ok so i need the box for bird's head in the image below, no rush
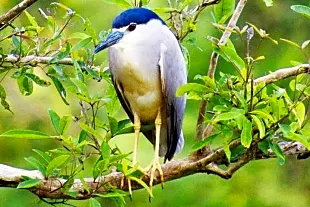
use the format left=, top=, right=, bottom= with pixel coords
left=94, top=8, right=166, bottom=54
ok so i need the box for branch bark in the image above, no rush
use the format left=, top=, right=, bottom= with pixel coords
left=0, top=141, right=307, bottom=200
left=1, top=54, right=100, bottom=71
left=0, top=0, right=38, bottom=29
left=254, top=64, right=309, bottom=85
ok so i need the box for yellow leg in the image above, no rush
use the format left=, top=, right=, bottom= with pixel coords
left=133, top=113, right=140, bottom=166
left=121, top=113, right=140, bottom=199
left=145, top=110, right=164, bottom=197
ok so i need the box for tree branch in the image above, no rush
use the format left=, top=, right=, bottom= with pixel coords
left=195, top=0, right=248, bottom=153
left=254, top=64, right=309, bottom=85
left=0, top=140, right=307, bottom=200
left=0, top=0, right=38, bottom=29
left=1, top=54, right=100, bottom=71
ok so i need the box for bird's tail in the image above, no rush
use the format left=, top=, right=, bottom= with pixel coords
left=175, top=130, right=184, bottom=154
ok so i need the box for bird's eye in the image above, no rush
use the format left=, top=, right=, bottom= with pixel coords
left=127, top=23, right=137, bottom=32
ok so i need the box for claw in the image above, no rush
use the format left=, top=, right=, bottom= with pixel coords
left=145, top=159, right=164, bottom=191
left=121, top=175, right=133, bottom=199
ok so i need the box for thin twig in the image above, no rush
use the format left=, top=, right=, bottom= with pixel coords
left=1, top=54, right=100, bottom=71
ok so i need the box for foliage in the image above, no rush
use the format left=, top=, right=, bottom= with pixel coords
left=0, top=0, right=310, bottom=206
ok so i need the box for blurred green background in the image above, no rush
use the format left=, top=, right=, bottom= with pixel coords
left=1, top=0, right=310, bottom=206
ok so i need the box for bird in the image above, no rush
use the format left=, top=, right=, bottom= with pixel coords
left=94, top=7, right=187, bottom=196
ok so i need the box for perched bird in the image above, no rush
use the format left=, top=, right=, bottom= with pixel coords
left=94, top=8, right=187, bottom=195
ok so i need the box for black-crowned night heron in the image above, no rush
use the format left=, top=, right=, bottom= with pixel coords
left=94, top=8, right=187, bottom=195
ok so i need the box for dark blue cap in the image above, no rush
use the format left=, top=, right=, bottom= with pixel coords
left=112, top=8, right=166, bottom=29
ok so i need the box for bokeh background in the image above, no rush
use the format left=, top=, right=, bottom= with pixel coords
left=1, top=0, right=310, bottom=206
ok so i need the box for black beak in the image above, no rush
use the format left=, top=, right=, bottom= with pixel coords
left=94, top=31, right=124, bottom=54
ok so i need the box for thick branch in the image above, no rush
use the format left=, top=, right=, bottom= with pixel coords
left=0, top=141, right=307, bottom=200
left=254, top=64, right=309, bottom=85
left=0, top=0, right=38, bottom=27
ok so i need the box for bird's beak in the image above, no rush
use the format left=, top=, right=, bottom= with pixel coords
left=94, top=31, right=124, bottom=54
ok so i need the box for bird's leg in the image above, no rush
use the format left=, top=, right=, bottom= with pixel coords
left=133, top=113, right=140, bottom=166
left=145, top=110, right=164, bottom=193
left=121, top=113, right=140, bottom=199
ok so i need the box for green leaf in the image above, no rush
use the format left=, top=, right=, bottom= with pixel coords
left=48, top=43, right=71, bottom=64
left=17, top=178, right=41, bottom=189
left=95, top=191, right=128, bottom=198
left=32, top=149, right=51, bottom=165
left=0, top=130, right=51, bottom=139
left=24, top=10, right=39, bottom=27
left=86, top=67, right=101, bottom=81
left=0, top=84, right=12, bottom=112
left=233, top=90, right=247, bottom=109
left=153, top=8, right=179, bottom=14
left=288, top=133, right=310, bottom=150
left=214, top=45, right=245, bottom=70
left=25, top=156, right=46, bottom=175
left=223, top=143, right=231, bottom=161
left=251, top=115, right=265, bottom=138
left=223, top=129, right=233, bottom=161
left=68, top=32, right=91, bottom=40
left=79, top=177, right=90, bottom=193
left=41, top=34, right=61, bottom=52
left=48, top=109, right=61, bottom=135
left=176, top=83, right=208, bottom=97
left=270, top=142, right=285, bottom=165
left=89, top=198, right=101, bottom=207
left=58, top=116, right=71, bottom=135
left=241, top=118, right=252, bottom=148
left=46, top=155, right=70, bottom=176
left=17, top=76, right=33, bottom=96
left=250, top=110, right=274, bottom=123
left=214, top=0, right=235, bottom=23
left=279, top=124, right=310, bottom=150
left=291, top=5, right=310, bottom=19
left=280, top=38, right=301, bottom=49
left=12, top=35, right=20, bottom=50
left=49, top=75, right=69, bottom=105
left=70, top=78, right=89, bottom=96
left=79, top=130, right=88, bottom=143
left=71, top=37, right=92, bottom=51
left=101, top=141, right=110, bottom=159
left=258, top=139, right=270, bottom=154
left=214, top=110, right=244, bottom=122
left=129, top=176, right=153, bottom=197
left=194, top=75, right=216, bottom=89
left=102, top=0, right=131, bottom=8
left=294, top=102, right=305, bottom=127
left=84, top=18, right=97, bottom=45
left=109, top=153, right=131, bottom=163
left=108, top=116, right=119, bottom=135
left=192, top=133, right=219, bottom=151
left=80, top=123, right=104, bottom=140
left=24, top=73, right=51, bottom=87
left=263, top=0, right=273, bottom=7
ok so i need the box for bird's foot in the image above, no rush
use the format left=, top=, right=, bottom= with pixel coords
left=144, top=158, right=164, bottom=193
left=120, top=165, right=145, bottom=200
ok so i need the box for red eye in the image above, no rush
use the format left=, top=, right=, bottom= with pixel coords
left=128, top=23, right=136, bottom=32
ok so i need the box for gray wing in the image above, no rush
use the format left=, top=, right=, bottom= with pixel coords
left=159, top=43, right=187, bottom=161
